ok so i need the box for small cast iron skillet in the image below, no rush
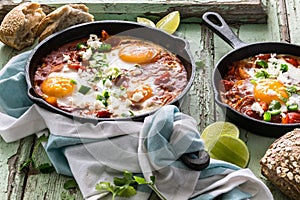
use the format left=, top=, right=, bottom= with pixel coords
left=25, top=20, right=195, bottom=123
left=202, top=12, right=300, bottom=138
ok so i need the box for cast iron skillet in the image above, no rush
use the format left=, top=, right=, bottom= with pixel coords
left=202, top=12, right=300, bottom=138
left=25, top=20, right=195, bottom=123
left=25, top=21, right=210, bottom=170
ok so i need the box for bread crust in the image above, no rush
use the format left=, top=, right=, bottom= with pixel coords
left=37, top=4, right=94, bottom=41
left=260, top=129, right=300, bottom=200
left=0, top=2, right=46, bottom=50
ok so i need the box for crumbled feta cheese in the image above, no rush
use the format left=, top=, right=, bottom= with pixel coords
left=63, top=54, right=70, bottom=62
left=132, top=91, right=144, bottom=102
left=251, top=102, right=264, bottom=116
left=104, top=79, right=112, bottom=88
left=125, top=99, right=132, bottom=107
left=82, top=48, right=92, bottom=61
left=87, top=34, right=101, bottom=49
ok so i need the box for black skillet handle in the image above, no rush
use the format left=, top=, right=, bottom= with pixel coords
left=181, top=150, right=210, bottom=171
left=202, top=12, right=247, bottom=49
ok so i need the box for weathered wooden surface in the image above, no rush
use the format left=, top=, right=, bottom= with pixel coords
left=0, top=0, right=267, bottom=23
left=0, top=0, right=297, bottom=199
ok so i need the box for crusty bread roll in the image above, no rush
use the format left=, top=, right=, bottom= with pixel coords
left=0, top=2, right=46, bottom=50
left=37, top=4, right=94, bottom=42
left=260, top=128, right=300, bottom=200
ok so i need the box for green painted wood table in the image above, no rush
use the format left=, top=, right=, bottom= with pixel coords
left=0, top=0, right=298, bottom=199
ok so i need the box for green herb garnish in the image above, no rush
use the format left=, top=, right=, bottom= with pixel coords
left=287, top=104, right=298, bottom=111
left=254, top=70, right=270, bottom=79
left=269, top=110, right=281, bottom=115
left=78, top=85, right=91, bottom=95
left=76, top=42, right=86, bottom=50
left=19, top=135, right=55, bottom=173
left=286, top=86, right=298, bottom=96
left=263, top=111, right=272, bottom=122
left=64, top=179, right=78, bottom=190
left=256, top=60, right=268, bottom=68
left=95, top=171, right=166, bottom=200
left=280, top=64, right=288, bottom=72
left=96, top=90, right=110, bottom=107
left=70, top=79, right=77, bottom=85
left=269, top=100, right=281, bottom=110
left=99, top=43, right=112, bottom=52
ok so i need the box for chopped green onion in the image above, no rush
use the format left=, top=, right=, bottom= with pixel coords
left=129, top=110, right=134, bottom=116
left=76, top=42, right=86, bottom=50
left=278, top=95, right=288, bottom=103
left=256, top=60, right=268, bottom=68
left=98, top=44, right=112, bottom=52
left=286, top=86, right=298, bottom=95
left=269, top=110, right=281, bottom=115
left=250, top=79, right=257, bottom=85
left=287, top=104, right=298, bottom=111
left=70, top=79, right=77, bottom=85
left=78, top=85, right=91, bottom=94
left=263, top=111, right=272, bottom=122
left=280, top=64, right=288, bottom=72
left=102, top=90, right=110, bottom=99
left=269, top=100, right=281, bottom=110
left=254, top=70, right=270, bottom=79
left=96, top=90, right=110, bottom=107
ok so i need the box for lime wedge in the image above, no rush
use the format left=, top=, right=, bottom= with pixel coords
left=137, top=17, right=156, bottom=27
left=209, top=135, right=250, bottom=168
left=156, top=11, right=180, bottom=34
left=201, top=121, right=240, bottom=151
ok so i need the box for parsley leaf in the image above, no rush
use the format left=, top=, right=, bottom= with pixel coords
left=19, top=135, right=55, bottom=173
left=95, top=171, right=166, bottom=200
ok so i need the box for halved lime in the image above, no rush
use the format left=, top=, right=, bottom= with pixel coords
left=156, top=11, right=180, bottom=34
left=209, top=135, right=250, bottom=168
left=137, top=17, right=156, bottom=27
left=201, top=121, right=240, bottom=151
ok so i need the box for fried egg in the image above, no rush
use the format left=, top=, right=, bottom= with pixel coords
left=119, top=44, right=159, bottom=64
left=41, top=77, right=76, bottom=98
left=253, top=79, right=289, bottom=104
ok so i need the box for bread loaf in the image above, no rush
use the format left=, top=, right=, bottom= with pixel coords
left=37, top=4, right=94, bottom=42
left=260, top=128, right=300, bottom=200
left=0, top=2, right=46, bottom=50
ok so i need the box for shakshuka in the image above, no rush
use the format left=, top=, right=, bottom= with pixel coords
left=220, top=53, right=300, bottom=124
left=33, top=30, right=188, bottom=118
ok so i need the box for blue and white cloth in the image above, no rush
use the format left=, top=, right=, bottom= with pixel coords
left=0, top=51, right=273, bottom=200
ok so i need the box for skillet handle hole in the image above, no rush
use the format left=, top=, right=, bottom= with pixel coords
left=206, top=15, right=222, bottom=27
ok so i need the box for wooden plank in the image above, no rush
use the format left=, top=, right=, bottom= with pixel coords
left=0, top=136, right=35, bottom=200
left=0, top=0, right=267, bottom=24
left=179, top=23, right=217, bottom=131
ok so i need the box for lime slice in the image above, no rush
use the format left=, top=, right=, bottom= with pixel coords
left=136, top=17, right=156, bottom=27
left=209, top=135, right=250, bottom=168
left=156, top=11, right=180, bottom=34
left=201, top=121, right=240, bottom=151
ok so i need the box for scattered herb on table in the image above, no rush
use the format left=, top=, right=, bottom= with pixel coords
left=95, top=170, right=166, bottom=200
left=19, top=134, right=55, bottom=173
left=61, top=179, right=78, bottom=200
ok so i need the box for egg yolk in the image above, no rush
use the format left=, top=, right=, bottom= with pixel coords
left=41, top=77, right=76, bottom=98
left=119, top=44, right=159, bottom=64
left=253, top=79, right=289, bottom=104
